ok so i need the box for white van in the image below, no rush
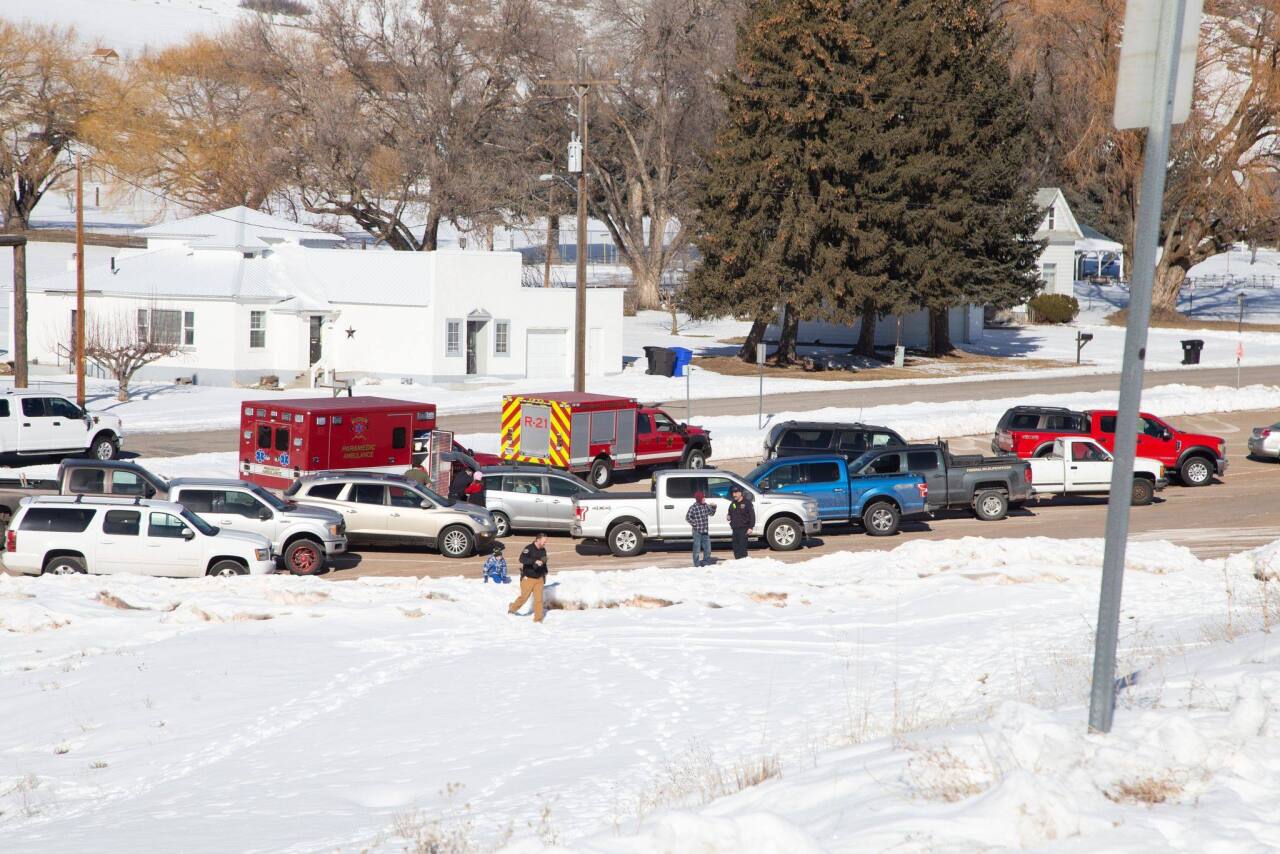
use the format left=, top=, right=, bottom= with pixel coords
left=3, top=496, right=274, bottom=577
left=0, top=391, right=123, bottom=459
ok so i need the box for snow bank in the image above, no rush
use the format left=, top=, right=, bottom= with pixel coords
left=1, top=535, right=1274, bottom=851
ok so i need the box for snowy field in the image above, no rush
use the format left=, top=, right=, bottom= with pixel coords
left=3, top=536, right=1279, bottom=851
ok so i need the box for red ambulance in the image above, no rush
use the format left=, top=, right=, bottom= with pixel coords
left=238, top=396, right=494, bottom=489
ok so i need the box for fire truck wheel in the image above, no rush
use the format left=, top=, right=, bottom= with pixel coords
left=439, top=525, right=475, bottom=558
left=492, top=511, right=512, bottom=538
left=608, top=522, right=645, bottom=557
left=285, top=539, right=324, bottom=575
left=589, top=458, right=614, bottom=488
left=683, top=447, right=707, bottom=469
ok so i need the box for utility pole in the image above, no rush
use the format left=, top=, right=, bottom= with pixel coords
left=75, top=153, right=86, bottom=407
left=0, top=234, right=28, bottom=388
left=541, top=49, right=613, bottom=393
left=544, top=179, right=555, bottom=289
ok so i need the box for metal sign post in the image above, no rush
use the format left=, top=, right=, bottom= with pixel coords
left=1088, top=0, right=1200, bottom=735
left=757, top=345, right=765, bottom=429
left=686, top=364, right=692, bottom=421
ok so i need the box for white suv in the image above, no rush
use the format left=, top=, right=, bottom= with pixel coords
left=3, top=496, right=274, bottom=577
left=0, top=391, right=123, bottom=460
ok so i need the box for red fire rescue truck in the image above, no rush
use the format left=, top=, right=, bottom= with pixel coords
left=499, top=392, right=712, bottom=487
left=238, top=396, right=495, bottom=489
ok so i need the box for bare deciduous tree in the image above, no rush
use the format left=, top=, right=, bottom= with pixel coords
left=59, top=309, right=184, bottom=402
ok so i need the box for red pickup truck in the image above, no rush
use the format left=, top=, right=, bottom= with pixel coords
left=992, top=405, right=1227, bottom=486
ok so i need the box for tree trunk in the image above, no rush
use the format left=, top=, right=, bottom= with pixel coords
left=634, top=264, right=663, bottom=312
left=854, top=300, right=878, bottom=357
left=421, top=212, right=442, bottom=252
left=775, top=304, right=800, bottom=365
left=547, top=214, right=561, bottom=265
left=1152, top=261, right=1188, bottom=315
left=737, top=318, right=768, bottom=363
left=928, top=308, right=953, bottom=356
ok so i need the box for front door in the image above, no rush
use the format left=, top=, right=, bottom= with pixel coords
left=143, top=510, right=204, bottom=577
left=1067, top=440, right=1113, bottom=488
left=309, top=316, right=324, bottom=365
left=18, top=397, right=56, bottom=452
left=466, top=320, right=484, bottom=375
left=346, top=483, right=395, bottom=538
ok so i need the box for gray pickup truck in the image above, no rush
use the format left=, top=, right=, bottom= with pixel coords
left=850, top=443, right=1032, bottom=521
left=0, top=459, right=346, bottom=574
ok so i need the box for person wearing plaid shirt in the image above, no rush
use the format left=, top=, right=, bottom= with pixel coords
left=685, top=490, right=717, bottom=567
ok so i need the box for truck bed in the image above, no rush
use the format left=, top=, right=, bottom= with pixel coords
left=0, top=478, right=60, bottom=492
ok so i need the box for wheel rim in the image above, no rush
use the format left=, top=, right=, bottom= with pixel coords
left=772, top=523, right=796, bottom=547
left=981, top=495, right=1003, bottom=516
left=870, top=509, right=893, bottom=532
left=494, top=514, right=509, bottom=537
left=688, top=452, right=705, bottom=469
left=95, top=442, right=113, bottom=460
left=593, top=466, right=608, bottom=486
left=214, top=565, right=241, bottom=577
left=615, top=530, right=638, bottom=552
left=443, top=529, right=470, bottom=555
left=49, top=562, right=77, bottom=575
left=1187, top=461, right=1210, bottom=483
left=291, top=545, right=318, bottom=572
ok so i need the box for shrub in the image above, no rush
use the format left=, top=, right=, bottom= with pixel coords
left=1028, top=293, right=1080, bottom=324
left=239, top=0, right=310, bottom=15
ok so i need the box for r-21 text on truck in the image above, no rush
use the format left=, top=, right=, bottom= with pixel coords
left=500, top=393, right=712, bottom=487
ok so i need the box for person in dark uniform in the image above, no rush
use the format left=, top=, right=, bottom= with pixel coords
left=448, top=464, right=472, bottom=502
left=727, top=486, right=756, bottom=559
left=508, top=534, right=550, bottom=623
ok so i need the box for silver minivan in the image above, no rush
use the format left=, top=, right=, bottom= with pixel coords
left=481, top=466, right=600, bottom=538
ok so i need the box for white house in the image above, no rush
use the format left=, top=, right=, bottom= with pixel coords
left=1033, top=187, right=1083, bottom=297
left=13, top=207, right=623, bottom=387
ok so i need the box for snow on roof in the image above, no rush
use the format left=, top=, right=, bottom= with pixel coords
left=1033, top=187, right=1060, bottom=208
left=135, top=206, right=345, bottom=250
left=1077, top=224, right=1123, bottom=253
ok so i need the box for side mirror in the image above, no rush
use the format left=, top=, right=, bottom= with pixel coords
left=258, top=508, right=272, bottom=521
left=181, top=528, right=195, bottom=541
left=420, top=500, right=432, bottom=510
left=759, top=479, right=771, bottom=490
left=1161, top=429, right=1172, bottom=441
left=144, top=487, right=156, bottom=499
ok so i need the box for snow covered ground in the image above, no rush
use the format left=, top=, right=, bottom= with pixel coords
left=3, top=536, right=1279, bottom=851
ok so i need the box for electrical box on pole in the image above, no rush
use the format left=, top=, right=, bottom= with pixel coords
left=567, top=134, right=583, bottom=173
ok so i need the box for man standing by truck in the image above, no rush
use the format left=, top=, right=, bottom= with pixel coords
left=508, top=534, right=550, bottom=623
left=727, top=486, right=755, bottom=560
left=685, top=490, right=716, bottom=567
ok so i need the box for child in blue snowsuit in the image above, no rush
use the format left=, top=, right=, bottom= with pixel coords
left=483, top=543, right=511, bottom=583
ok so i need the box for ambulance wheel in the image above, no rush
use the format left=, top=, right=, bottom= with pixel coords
left=589, top=458, right=614, bottom=489
left=284, top=539, right=324, bottom=575
left=439, top=525, right=475, bottom=558
left=492, top=511, right=512, bottom=538
left=608, top=522, right=645, bottom=557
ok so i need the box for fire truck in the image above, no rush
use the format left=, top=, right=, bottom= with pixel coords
left=499, top=392, right=712, bottom=487
left=238, top=396, right=491, bottom=489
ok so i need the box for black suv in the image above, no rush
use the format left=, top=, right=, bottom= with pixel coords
left=763, top=421, right=906, bottom=462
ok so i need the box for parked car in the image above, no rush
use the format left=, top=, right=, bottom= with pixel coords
left=1027, top=437, right=1166, bottom=505
left=1247, top=423, right=1280, bottom=460
left=0, top=459, right=171, bottom=528
left=479, top=465, right=601, bottom=538
left=571, top=469, right=821, bottom=558
left=850, top=444, right=1032, bottom=521
left=992, top=405, right=1227, bottom=486
left=287, top=471, right=496, bottom=557
left=2, top=495, right=274, bottom=577
left=500, top=392, right=712, bottom=487
left=762, top=421, right=905, bottom=463
left=168, top=479, right=346, bottom=575
left=0, top=391, right=123, bottom=461
left=744, top=454, right=928, bottom=536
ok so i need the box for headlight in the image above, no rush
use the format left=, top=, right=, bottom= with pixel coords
left=1158, top=465, right=1165, bottom=476
left=469, top=514, right=491, bottom=526
left=327, top=523, right=342, bottom=536
left=803, top=500, right=818, bottom=515
left=254, top=548, right=270, bottom=561
left=1219, top=442, right=1226, bottom=456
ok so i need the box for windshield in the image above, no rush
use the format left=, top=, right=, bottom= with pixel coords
left=415, top=485, right=452, bottom=507
left=846, top=451, right=876, bottom=472
left=181, top=507, right=218, bottom=536
left=251, top=485, right=292, bottom=511
left=744, top=462, right=773, bottom=484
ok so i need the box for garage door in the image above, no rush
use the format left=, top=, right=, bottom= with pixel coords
left=526, top=329, right=568, bottom=378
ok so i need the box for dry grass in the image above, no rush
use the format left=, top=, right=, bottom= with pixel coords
left=95, top=591, right=178, bottom=612
left=696, top=351, right=1070, bottom=382
left=748, top=591, right=788, bottom=607
left=628, top=745, right=782, bottom=829
left=1106, top=308, right=1280, bottom=332
left=187, top=608, right=274, bottom=623
left=1105, top=774, right=1184, bottom=805
left=903, top=745, right=995, bottom=802
left=550, top=594, right=675, bottom=611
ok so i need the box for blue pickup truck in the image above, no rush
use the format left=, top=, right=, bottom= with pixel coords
left=744, top=454, right=928, bottom=536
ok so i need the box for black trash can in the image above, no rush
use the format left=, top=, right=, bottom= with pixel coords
left=643, top=345, right=663, bottom=375
left=642, top=346, right=677, bottom=376
left=1181, top=339, right=1204, bottom=365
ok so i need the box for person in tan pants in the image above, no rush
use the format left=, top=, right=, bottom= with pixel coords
left=508, top=533, right=549, bottom=622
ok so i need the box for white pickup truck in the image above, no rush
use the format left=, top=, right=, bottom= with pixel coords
left=1028, top=437, right=1166, bottom=505
left=571, top=469, right=822, bottom=557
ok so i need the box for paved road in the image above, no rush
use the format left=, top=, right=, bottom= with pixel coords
left=319, top=408, right=1279, bottom=580
left=126, top=362, right=1280, bottom=458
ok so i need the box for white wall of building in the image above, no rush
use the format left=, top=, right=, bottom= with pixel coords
left=1037, top=243, right=1077, bottom=296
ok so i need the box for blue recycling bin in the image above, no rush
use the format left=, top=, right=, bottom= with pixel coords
left=671, top=346, right=693, bottom=377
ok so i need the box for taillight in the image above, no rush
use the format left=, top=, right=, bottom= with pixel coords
left=1260, top=429, right=1272, bottom=438
left=1024, top=464, right=1033, bottom=484
left=575, top=505, right=587, bottom=520
left=5, top=530, right=15, bottom=552
left=916, top=483, right=928, bottom=499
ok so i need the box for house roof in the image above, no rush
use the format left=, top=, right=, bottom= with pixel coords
left=1034, top=187, right=1084, bottom=241
left=134, top=206, right=345, bottom=250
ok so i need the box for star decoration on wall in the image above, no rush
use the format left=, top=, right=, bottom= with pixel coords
left=345, top=327, right=357, bottom=338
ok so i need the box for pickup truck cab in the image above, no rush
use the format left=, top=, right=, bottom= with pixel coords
left=992, top=405, right=1227, bottom=486
left=744, top=454, right=927, bottom=536
left=168, top=479, right=347, bottom=575
left=572, top=469, right=821, bottom=558
left=0, top=391, right=123, bottom=461
left=3, top=496, right=274, bottom=577
left=850, top=444, right=1032, bottom=521
left=0, top=459, right=170, bottom=525
left=1027, top=437, right=1166, bottom=505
